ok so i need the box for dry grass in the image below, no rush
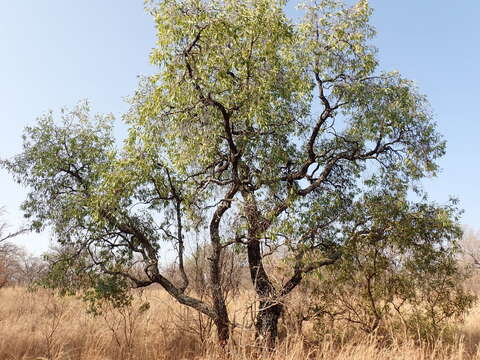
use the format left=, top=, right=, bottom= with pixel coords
left=0, top=286, right=480, bottom=360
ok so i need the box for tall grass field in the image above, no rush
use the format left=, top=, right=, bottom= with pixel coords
left=1, top=285, right=480, bottom=360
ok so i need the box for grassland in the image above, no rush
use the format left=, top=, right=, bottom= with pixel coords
left=1, top=285, right=480, bottom=360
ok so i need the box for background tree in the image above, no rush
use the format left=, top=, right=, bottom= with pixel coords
left=0, top=207, right=32, bottom=288
left=0, top=242, right=23, bottom=288
left=1, top=0, right=465, bottom=347
left=461, top=227, right=480, bottom=269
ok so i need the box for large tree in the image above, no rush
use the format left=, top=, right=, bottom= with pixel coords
left=2, top=0, right=463, bottom=346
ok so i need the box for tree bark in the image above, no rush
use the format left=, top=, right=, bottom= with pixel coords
left=208, top=185, right=239, bottom=344
left=243, top=192, right=282, bottom=346
left=256, top=300, right=283, bottom=348
left=246, top=236, right=282, bottom=345
left=209, top=237, right=230, bottom=344
left=214, top=316, right=230, bottom=345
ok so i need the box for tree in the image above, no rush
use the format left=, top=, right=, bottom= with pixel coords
left=310, top=190, right=474, bottom=337
left=461, top=227, right=480, bottom=269
left=0, top=208, right=29, bottom=288
left=0, top=242, right=23, bottom=288
left=2, top=0, right=460, bottom=346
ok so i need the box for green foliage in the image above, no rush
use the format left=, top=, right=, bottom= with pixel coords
left=1, top=102, right=148, bottom=308
left=2, top=101, right=116, bottom=236
left=309, top=188, right=475, bottom=337
left=83, top=276, right=134, bottom=316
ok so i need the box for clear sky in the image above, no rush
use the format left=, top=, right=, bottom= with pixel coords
left=0, top=1, right=478, bottom=255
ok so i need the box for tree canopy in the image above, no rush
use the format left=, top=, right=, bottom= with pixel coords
left=1, top=0, right=470, bottom=346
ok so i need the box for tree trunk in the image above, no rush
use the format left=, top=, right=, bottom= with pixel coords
left=247, top=237, right=282, bottom=346
left=242, top=191, right=285, bottom=346
left=214, top=315, right=230, bottom=345
left=209, top=244, right=230, bottom=345
left=209, top=193, right=235, bottom=345
left=256, top=300, right=283, bottom=348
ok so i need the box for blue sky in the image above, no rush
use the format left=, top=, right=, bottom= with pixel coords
left=0, top=1, right=478, bottom=254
